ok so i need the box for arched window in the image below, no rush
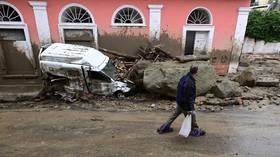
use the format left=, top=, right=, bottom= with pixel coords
left=0, top=4, right=21, bottom=22
left=58, top=4, right=98, bottom=48
left=61, top=6, right=92, bottom=23
left=112, top=5, right=145, bottom=26
left=187, top=8, right=211, bottom=24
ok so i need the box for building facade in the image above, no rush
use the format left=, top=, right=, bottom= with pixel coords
left=0, top=0, right=250, bottom=80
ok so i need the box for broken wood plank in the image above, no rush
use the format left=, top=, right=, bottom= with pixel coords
left=154, top=46, right=175, bottom=59
left=99, top=47, right=139, bottom=59
left=175, top=55, right=210, bottom=63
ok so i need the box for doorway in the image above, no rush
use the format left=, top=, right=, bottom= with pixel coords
left=185, top=31, right=195, bottom=55
left=0, top=29, right=34, bottom=75
left=184, top=31, right=209, bottom=55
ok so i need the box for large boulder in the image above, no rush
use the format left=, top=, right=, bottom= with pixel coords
left=256, top=76, right=279, bottom=87
left=211, top=78, right=242, bottom=98
left=143, top=61, right=217, bottom=97
left=233, top=67, right=256, bottom=87
left=128, top=60, right=152, bottom=88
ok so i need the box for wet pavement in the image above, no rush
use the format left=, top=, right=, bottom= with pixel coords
left=0, top=105, right=279, bottom=157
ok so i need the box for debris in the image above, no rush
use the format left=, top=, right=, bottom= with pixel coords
left=239, top=55, right=252, bottom=67
left=205, top=93, right=214, bottom=98
left=211, top=78, right=242, bottom=98
left=197, top=105, right=223, bottom=112
left=138, top=45, right=175, bottom=62
left=242, top=86, right=251, bottom=92
left=127, top=60, right=152, bottom=88
left=90, top=117, right=104, bottom=121
left=273, top=101, right=280, bottom=106
left=39, top=43, right=135, bottom=98
left=175, top=55, right=210, bottom=63
left=233, top=67, right=256, bottom=87
left=256, top=76, right=279, bottom=87
left=99, top=47, right=139, bottom=60
left=242, top=100, right=251, bottom=106
left=205, top=98, right=241, bottom=106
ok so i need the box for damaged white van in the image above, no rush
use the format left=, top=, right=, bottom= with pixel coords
left=39, top=43, right=135, bottom=96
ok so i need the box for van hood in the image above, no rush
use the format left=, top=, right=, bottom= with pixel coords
left=40, top=43, right=109, bottom=71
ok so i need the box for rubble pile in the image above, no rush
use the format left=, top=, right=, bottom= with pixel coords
left=12, top=46, right=279, bottom=112
left=137, top=45, right=176, bottom=61
left=99, top=45, right=176, bottom=80
left=211, top=78, right=242, bottom=98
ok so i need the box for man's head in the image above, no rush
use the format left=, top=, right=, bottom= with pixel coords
left=190, top=64, right=198, bottom=75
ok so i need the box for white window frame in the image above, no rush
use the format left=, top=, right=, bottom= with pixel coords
left=111, top=5, right=146, bottom=27
left=0, top=1, right=35, bottom=70
left=58, top=3, right=98, bottom=48
left=182, top=7, right=215, bottom=55
left=186, top=7, right=213, bottom=25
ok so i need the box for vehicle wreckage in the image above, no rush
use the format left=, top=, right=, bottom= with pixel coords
left=39, top=43, right=135, bottom=98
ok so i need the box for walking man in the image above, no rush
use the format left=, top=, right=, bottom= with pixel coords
left=157, top=64, right=206, bottom=136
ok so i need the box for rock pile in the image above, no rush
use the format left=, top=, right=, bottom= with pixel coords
left=143, top=61, right=217, bottom=97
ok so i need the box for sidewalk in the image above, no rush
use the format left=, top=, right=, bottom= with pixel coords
left=0, top=79, right=42, bottom=102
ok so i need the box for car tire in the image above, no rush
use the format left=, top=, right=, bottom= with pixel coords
left=114, top=91, right=125, bottom=98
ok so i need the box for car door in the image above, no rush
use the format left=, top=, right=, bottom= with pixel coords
left=88, top=71, right=113, bottom=95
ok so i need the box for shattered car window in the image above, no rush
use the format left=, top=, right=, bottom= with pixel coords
left=88, top=71, right=111, bottom=83
left=102, top=60, right=117, bottom=80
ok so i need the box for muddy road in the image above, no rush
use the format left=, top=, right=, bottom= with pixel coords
left=0, top=105, right=279, bottom=157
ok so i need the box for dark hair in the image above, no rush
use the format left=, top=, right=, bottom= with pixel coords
left=190, top=65, right=198, bottom=74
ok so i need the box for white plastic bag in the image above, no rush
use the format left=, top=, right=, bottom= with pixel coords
left=179, top=114, right=192, bottom=137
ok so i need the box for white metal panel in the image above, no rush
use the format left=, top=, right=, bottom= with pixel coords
left=194, top=31, right=208, bottom=53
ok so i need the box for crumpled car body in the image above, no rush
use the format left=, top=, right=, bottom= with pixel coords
left=39, top=43, right=134, bottom=96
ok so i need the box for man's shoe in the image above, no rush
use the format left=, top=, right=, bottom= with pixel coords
left=157, top=127, right=174, bottom=134
left=190, top=128, right=206, bottom=137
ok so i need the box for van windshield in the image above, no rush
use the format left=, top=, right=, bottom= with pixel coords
left=102, top=59, right=117, bottom=80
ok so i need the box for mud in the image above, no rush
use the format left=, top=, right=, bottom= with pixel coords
left=210, top=49, right=232, bottom=75
left=99, top=30, right=183, bottom=57
left=157, top=32, right=182, bottom=56
left=0, top=41, right=34, bottom=75
left=31, top=43, right=40, bottom=75
left=99, top=32, right=149, bottom=56
left=0, top=105, right=279, bottom=157
left=64, top=29, right=96, bottom=48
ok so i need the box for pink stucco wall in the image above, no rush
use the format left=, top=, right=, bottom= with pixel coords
left=5, top=0, right=250, bottom=51
left=160, top=0, right=250, bottom=50
left=46, top=0, right=151, bottom=42
left=6, top=0, right=40, bottom=45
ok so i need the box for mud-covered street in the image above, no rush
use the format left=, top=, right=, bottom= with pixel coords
left=0, top=53, right=280, bottom=157
left=0, top=103, right=279, bottom=157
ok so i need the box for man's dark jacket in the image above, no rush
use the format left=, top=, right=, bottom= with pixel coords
left=176, top=72, right=196, bottom=111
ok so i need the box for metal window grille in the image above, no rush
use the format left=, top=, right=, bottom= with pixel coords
left=187, top=9, right=210, bottom=24
left=114, top=7, right=143, bottom=24
left=61, top=6, right=92, bottom=23
left=0, top=4, right=21, bottom=22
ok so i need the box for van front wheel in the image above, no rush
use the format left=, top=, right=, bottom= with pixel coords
left=114, top=91, right=125, bottom=98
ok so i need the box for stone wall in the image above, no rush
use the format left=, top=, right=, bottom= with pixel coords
left=242, top=37, right=280, bottom=54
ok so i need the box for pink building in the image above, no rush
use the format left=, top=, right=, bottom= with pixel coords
left=0, top=0, right=251, bottom=81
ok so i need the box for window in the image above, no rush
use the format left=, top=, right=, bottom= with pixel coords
left=112, top=5, right=145, bottom=26
left=88, top=71, right=111, bottom=83
left=0, top=4, right=21, bottom=22
left=59, top=4, right=98, bottom=48
left=61, top=6, right=92, bottom=23
left=187, top=8, right=211, bottom=24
